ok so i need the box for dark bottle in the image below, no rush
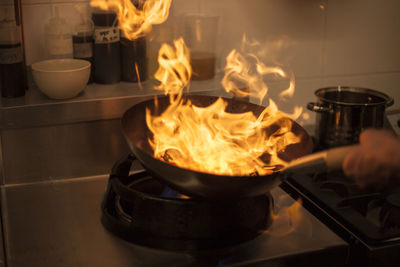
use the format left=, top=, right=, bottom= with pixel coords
left=0, top=5, right=26, bottom=98
left=92, top=12, right=120, bottom=84
left=120, top=33, right=147, bottom=83
left=73, top=21, right=94, bottom=83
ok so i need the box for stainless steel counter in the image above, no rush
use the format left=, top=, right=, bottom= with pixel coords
left=0, top=79, right=229, bottom=185
left=0, top=78, right=225, bottom=129
left=1, top=174, right=348, bottom=267
left=0, top=215, right=5, bottom=267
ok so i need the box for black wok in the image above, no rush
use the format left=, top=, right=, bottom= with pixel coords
left=122, top=95, right=351, bottom=198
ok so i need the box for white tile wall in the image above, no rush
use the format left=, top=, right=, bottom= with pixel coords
left=324, top=0, right=400, bottom=76
left=22, top=0, right=90, bottom=65
left=21, top=0, right=400, bottom=110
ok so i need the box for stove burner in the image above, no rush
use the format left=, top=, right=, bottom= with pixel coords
left=101, top=155, right=273, bottom=251
left=285, top=172, right=400, bottom=244
left=283, top=169, right=400, bottom=267
left=380, top=193, right=400, bottom=229
left=160, top=186, right=189, bottom=199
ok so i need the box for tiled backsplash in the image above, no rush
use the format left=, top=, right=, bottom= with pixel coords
left=20, top=0, right=400, bottom=112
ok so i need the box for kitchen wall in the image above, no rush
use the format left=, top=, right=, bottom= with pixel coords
left=21, top=0, right=400, bottom=115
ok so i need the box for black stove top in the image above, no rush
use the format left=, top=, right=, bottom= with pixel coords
left=283, top=171, right=400, bottom=266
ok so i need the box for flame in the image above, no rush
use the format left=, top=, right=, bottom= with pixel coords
left=153, top=38, right=192, bottom=96
left=90, top=0, right=172, bottom=40
left=265, top=195, right=312, bottom=237
left=146, top=38, right=303, bottom=176
left=222, top=47, right=298, bottom=106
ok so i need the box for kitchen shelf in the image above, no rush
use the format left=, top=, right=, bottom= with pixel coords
left=0, top=76, right=226, bottom=129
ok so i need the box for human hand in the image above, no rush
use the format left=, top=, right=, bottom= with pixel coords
left=342, top=129, right=400, bottom=190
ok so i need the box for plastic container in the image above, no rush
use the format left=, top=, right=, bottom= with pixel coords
left=179, top=14, right=219, bottom=81
left=92, top=11, right=120, bottom=84
left=44, top=7, right=73, bottom=59
left=146, top=25, right=172, bottom=80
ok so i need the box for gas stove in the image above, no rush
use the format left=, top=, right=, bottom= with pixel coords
left=1, top=154, right=347, bottom=267
left=99, top=153, right=400, bottom=266
left=101, top=155, right=274, bottom=250
left=98, top=154, right=349, bottom=266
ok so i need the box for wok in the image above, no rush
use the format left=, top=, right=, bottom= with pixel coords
left=122, top=95, right=352, bottom=198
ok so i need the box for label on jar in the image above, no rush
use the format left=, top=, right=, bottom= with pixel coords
left=47, top=37, right=73, bottom=56
left=73, top=42, right=93, bottom=58
left=0, top=44, right=23, bottom=64
left=94, top=27, right=120, bottom=44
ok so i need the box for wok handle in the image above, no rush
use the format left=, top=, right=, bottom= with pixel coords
left=282, top=145, right=356, bottom=175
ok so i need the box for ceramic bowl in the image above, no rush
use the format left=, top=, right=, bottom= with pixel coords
left=32, top=59, right=90, bottom=99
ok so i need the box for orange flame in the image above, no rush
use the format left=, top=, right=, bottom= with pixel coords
left=265, top=195, right=312, bottom=237
left=153, top=38, right=192, bottom=97
left=90, top=0, right=172, bottom=40
left=221, top=49, right=294, bottom=104
left=146, top=38, right=303, bottom=176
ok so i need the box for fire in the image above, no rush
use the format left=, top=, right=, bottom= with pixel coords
left=90, top=0, right=303, bottom=176
left=90, top=0, right=172, bottom=40
left=153, top=38, right=192, bottom=96
left=222, top=49, right=295, bottom=103
left=146, top=38, right=303, bottom=176
left=266, top=195, right=312, bottom=237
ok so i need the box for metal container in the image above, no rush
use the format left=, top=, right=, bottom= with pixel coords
left=307, top=86, right=394, bottom=149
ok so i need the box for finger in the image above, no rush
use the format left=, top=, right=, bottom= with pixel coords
left=342, top=146, right=362, bottom=177
left=359, top=129, right=396, bottom=146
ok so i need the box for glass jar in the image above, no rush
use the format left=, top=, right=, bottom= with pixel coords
left=0, top=4, right=26, bottom=98
left=44, top=7, right=73, bottom=59
left=92, top=11, right=121, bottom=84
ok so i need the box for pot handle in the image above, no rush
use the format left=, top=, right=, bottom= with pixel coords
left=307, top=102, right=331, bottom=113
left=386, top=96, right=394, bottom=107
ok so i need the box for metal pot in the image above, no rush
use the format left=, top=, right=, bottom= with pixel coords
left=307, top=86, right=394, bottom=149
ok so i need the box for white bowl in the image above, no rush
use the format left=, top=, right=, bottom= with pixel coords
left=32, top=59, right=91, bottom=99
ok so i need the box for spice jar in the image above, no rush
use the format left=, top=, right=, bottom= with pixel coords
left=73, top=12, right=94, bottom=83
